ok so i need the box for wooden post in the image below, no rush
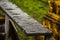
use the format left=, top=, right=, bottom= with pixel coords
left=5, top=15, right=9, bottom=40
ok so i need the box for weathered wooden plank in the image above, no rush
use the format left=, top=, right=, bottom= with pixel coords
left=0, top=2, right=52, bottom=35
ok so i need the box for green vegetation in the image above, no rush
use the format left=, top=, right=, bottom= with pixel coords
left=10, top=0, right=49, bottom=23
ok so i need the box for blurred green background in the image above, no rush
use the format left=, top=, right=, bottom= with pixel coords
left=0, top=0, right=49, bottom=23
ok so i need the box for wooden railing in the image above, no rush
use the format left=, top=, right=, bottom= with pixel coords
left=0, top=2, right=52, bottom=40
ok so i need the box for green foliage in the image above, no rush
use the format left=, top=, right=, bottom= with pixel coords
left=10, top=0, right=48, bottom=23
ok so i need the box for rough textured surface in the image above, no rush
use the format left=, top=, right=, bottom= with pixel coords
left=0, top=2, right=52, bottom=35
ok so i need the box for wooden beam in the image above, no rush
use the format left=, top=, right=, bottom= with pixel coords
left=0, top=2, right=52, bottom=40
